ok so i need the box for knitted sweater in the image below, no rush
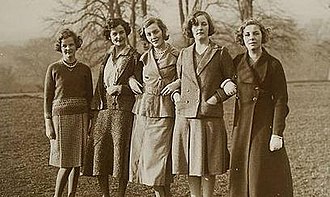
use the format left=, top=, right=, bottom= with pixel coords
left=44, top=60, right=93, bottom=119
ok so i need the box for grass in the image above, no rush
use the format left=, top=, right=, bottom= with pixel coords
left=0, top=81, right=329, bottom=196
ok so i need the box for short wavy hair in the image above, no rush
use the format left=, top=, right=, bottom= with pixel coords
left=103, top=18, right=131, bottom=40
left=139, top=17, right=169, bottom=42
left=55, top=29, right=83, bottom=52
left=183, top=10, right=215, bottom=38
left=235, top=19, right=270, bottom=46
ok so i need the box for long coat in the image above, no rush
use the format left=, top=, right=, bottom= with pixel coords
left=229, top=49, right=293, bottom=197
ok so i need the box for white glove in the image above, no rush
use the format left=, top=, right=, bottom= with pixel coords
left=269, top=134, right=283, bottom=151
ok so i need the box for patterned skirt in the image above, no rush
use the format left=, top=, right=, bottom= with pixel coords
left=49, top=113, right=89, bottom=168
left=82, top=108, right=133, bottom=179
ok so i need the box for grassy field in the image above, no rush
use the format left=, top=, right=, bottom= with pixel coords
left=0, top=81, right=329, bottom=197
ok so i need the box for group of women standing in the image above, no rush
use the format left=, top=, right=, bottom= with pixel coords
left=44, top=9, right=293, bottom=197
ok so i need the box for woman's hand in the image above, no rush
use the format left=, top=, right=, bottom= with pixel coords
left=161, top=82, right=178, bottom=96
left=224, top=81, right=237, bottom=96
left=172, top=92, right=181, bottom=103
left=269, top=134, right=283, bottom=151
left=106, top=85, right=122, bottom=96
left=206, top=95, right=218, bottom=105
left=128, top=77, right=143, bottom=94
left=45, top=119, right=56, bottom=140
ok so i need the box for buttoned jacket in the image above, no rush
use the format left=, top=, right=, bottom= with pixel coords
left=175, top=41, right=233, bottom=118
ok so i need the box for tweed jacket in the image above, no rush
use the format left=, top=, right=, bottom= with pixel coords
left=132, top=43, right=179, bottom=117
left=92, top=45, right=142, bottom=111
left=175, top=41, right=233, bottom=118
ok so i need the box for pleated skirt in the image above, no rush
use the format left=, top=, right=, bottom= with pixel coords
left=172, top=115, right=230, bottom=176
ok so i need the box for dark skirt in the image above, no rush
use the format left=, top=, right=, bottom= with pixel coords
left=82, top=107, right=133, bottom=179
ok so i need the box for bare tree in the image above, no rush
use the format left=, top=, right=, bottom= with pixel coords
left=237, top=0, right=253, bottom=21
left=46, top=0, right=148, bottom=67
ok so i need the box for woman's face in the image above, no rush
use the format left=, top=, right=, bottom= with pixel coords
left=110, top=25, right=127, bottom=47
left=61, top=36, right=77, bottom=60
left=144, top=23, right=165, bottom=49
left=243, top=24, right=262, bottom=51
left=191, top=15, right=209, bottom=40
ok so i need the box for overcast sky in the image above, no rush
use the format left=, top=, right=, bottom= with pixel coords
left=0, top=0, right=329, bottom=43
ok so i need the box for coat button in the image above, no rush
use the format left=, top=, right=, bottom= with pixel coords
left=252, top=97, right=257, bottom=101
left=255, top=86, right=259, bottom=90
left=235, top=168, right=239, bottom=171
left=186, top=89, right=190, bottom=92
left=185, top=100, right=189, bottom=103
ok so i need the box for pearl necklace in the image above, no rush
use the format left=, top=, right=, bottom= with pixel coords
left=62, top=59, right=78, bottom=71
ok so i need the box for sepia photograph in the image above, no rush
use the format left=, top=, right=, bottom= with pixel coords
left=0, top=0, right=329, bottom=196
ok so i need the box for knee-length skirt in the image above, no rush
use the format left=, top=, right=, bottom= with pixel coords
left=129, top=115, right=174, bottom=186
left=172, top=115, right=230, bottom=176
left=49, top=113, right=89, bottom=168
left=83, top=108, right=133, bottom=179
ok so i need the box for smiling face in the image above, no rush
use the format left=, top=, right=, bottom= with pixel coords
left=243, top=24, right=263, bottom=51
left=144, top=23, right=165, bottom=49
left=109, top=25, right=127, bottom=48
left=61, top=36, right=77, bottom=62
left=191, top=15, right=209, bottom=40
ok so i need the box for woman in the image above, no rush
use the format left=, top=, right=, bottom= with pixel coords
left=44, top=29, right=93, bottom=197
left=128, top=17, right=179, bottom=197
left=171, top=10, right=236, bottom=197
left=229, top=19, right=293, bottom=197
left=87, top=18, right=142, bottom=197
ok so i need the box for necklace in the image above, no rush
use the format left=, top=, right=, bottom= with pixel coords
left=62, top=59, right=77, bottom=71
left=154, top=46, right=167, bottom=59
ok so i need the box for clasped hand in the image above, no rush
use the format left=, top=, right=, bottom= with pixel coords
left=223, top=80, right=237, bottom=96
left=106, top=85, right=122, bottom=96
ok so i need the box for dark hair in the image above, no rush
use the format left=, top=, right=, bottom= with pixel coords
left=183, top=10, right=215, bottom=38
left=139, top=17, right=169, bottom=42
left=55, top=29, right=83, bottom=52
left=103, top=18, right=131, bottom=40
left=235, top=19, right=270, bottom=46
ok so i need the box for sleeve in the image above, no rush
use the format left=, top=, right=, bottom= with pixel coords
left=271, top=60, right=289, bottom=136
left=44, top=65, right=55, bottom=119
left=85, top=66, right=94, bottom=118
left=215, top=47, right=234, bottom=102
left=121, top=52, right=143, bottom=95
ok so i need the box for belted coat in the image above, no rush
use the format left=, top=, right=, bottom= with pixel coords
left=229, top=49, right=293, bottom=197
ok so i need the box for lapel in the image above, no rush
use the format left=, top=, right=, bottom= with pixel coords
left=252, top=48, right=269, bottom=83
left=237, top=49, right=269, bottom=84
left=112, top=45, right=133, bottom=83
left=196, top=41, right=220, bottom=76
left=185, top=44, right=200, bottom=86
left=140, top=48, right=162, bottom=78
